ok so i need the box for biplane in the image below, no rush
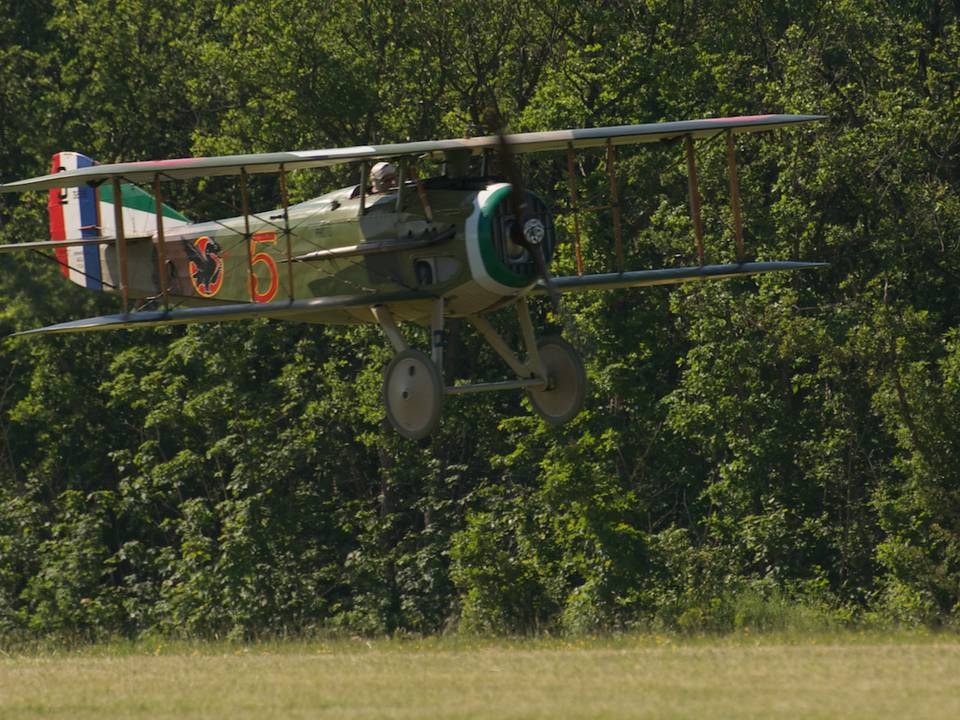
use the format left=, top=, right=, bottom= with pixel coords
left=0, top=115, right=826, bottom=438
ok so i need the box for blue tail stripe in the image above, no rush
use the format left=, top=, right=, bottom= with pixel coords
left=76, top=154, right=102, bottom=291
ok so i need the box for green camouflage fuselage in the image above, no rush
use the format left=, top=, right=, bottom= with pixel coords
left=103, top=178, right=555, bottom=325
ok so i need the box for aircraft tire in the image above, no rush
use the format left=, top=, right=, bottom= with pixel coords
left=527, top=335, right=587, bottom=426
left=383, top=348, right=444, bottom=440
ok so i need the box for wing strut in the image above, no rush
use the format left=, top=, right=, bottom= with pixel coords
left=358, top=161, right=368, bottom=216
left=565, top=144, right=584, bottom=275
left=152, top=175, right=171, bottom=309
left=409, top=165, right=434, bottom=222
left=110, top=177, right=130, bottom=312
left=395, top=159, right=406, bottom=213
left=240, top=168, right=256, bottom=302
left=278, top=166, right=295, bottom=302
left=565, top=140, right=625, bottom=275
left=606, top=139, right=624, bottom=273
left=726, top=130, right=745, bottom=262
left=685, top=136, right=706, bottom=266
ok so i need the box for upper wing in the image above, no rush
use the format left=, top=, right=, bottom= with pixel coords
left=532, top=261, right=827, bottom=295
left=0, top=115, right=826, bottom=193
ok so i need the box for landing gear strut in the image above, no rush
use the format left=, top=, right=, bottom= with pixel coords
left=373, top=297, right=587, bottom=439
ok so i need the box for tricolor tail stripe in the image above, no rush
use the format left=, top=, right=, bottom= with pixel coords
left=51, top=152, right=104, bottom=290
left=76, top=154, right=103, bottom=290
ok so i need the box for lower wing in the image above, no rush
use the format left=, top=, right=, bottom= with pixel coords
left=533, top=261, right=825, bottom=295
left=10, top=262, right=824, bottom=338
left=10, top=290, right=435, bottom=337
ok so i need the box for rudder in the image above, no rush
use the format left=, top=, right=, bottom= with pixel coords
left=48, top=152, right=102, bottom=288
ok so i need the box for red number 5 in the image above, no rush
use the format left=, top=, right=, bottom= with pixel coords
left=250, top=231, right=279, bottom=303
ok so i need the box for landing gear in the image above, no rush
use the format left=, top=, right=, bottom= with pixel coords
left=382, top=348, right=444, bottom=440
left=526, top=335, right=586, bottom=425
left=373, top=297, right=587, bottom=439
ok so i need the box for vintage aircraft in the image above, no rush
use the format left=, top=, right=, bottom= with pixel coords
left=0, top=115, right=826, bottom=438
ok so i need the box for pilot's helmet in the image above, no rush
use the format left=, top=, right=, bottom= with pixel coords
left=371, top=161, right=397, bottom=192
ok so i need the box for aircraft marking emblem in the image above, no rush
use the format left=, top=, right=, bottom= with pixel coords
left=186, top=236, right=224, bottom=297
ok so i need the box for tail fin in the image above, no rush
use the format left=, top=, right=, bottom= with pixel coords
left=47, top=152, right=100, bottom=287
left=47, top=151, right=189, bottom=291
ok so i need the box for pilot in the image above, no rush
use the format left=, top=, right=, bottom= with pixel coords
left=370, top=161, right=397, bottom=193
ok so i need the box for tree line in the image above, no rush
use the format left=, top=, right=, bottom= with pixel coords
left=1, top=0, right=959, bottom=639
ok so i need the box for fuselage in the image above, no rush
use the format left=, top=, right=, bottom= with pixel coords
left=99, top=177, right=555, bottom=325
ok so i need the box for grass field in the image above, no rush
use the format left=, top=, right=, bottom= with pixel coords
left=2, top=633, right=959, bottom=719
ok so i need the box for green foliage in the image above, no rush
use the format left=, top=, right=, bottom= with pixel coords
left=3, top=0, right=960, bottom=641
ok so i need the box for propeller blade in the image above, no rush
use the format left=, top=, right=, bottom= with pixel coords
left=496, top=132, right=526, bottom=244
left=532, top=243, right=561, bottom=311
left=496, top=132, right=560, bottom=312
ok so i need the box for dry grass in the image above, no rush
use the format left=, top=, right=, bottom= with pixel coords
left=2, top=633, right=960, bottom=719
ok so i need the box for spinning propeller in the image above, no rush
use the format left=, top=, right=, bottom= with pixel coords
left=496, top=132, right=561, bottom=312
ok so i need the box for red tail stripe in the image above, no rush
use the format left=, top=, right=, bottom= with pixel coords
left=47, top=153, right=69, bottom=277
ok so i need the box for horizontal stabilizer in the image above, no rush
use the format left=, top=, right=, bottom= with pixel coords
left=11, top=291, right=435, bottom=337
left=535, top=261, right=827, bottom=295
left=0, top=236, right=152, bottom=253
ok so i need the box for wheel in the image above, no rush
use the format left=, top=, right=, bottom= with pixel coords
left=382, top=348, right=444, bottom=439
left=527, top=335, right=587, bottom=426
